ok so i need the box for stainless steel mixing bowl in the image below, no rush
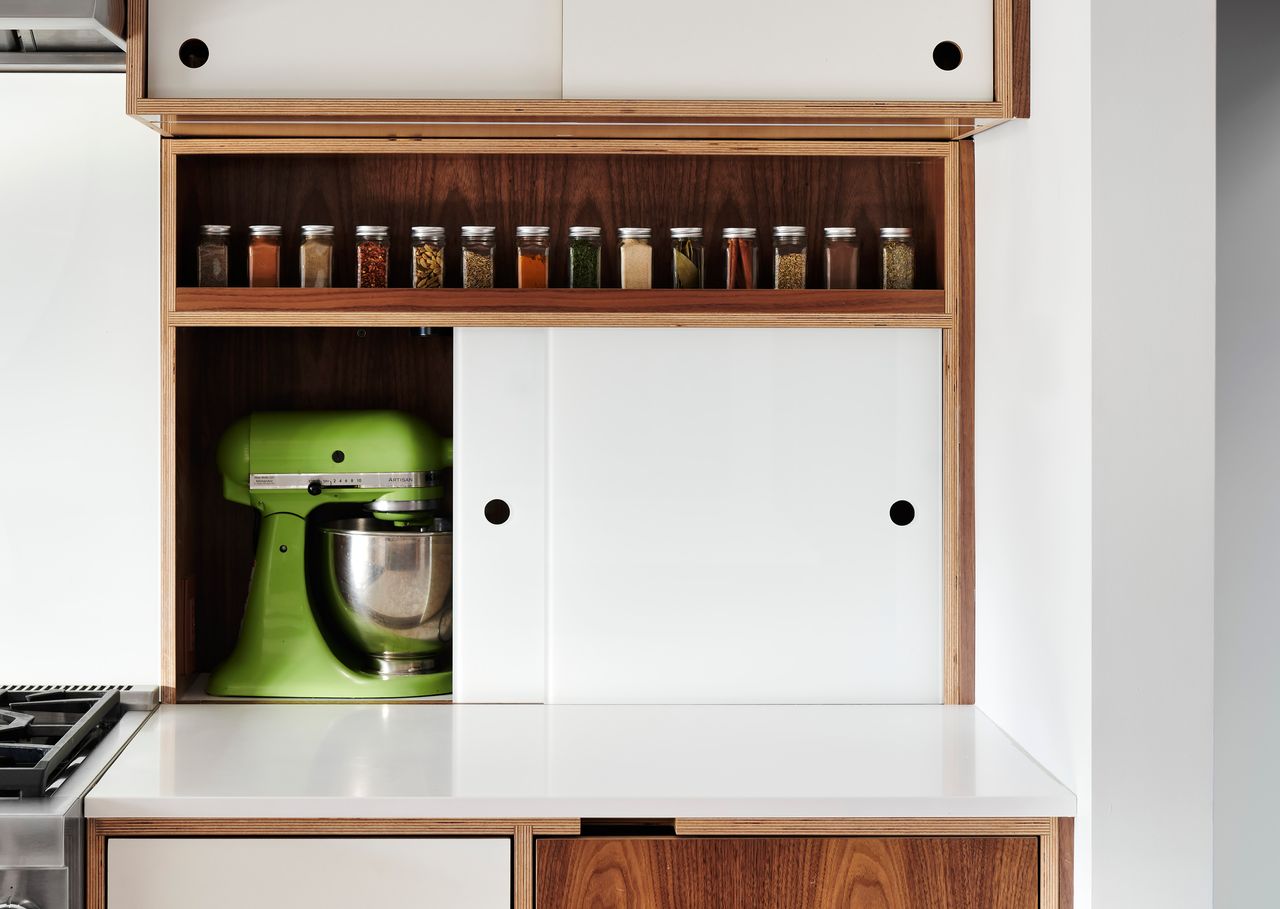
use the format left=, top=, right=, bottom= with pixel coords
left=317, top=517, right=452, bottom=676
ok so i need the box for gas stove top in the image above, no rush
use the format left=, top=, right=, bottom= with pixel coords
left=0, top=687, right=126, bottom=799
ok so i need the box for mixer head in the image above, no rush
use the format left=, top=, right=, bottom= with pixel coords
left=217, top=410, right=452, bottom=517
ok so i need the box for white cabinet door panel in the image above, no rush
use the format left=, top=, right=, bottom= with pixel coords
left=148, top=0, right=562, bottom=99
left=543, top=329, right=942, bottom=703
left=107, top=838, right=511, bottom=908
left=452, top=329, right=549, bottom=703
left=563, top=0, right=993, bottom=102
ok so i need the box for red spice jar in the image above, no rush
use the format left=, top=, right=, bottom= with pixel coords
left=355, top=225, right=390, bottom=288
left=247, top=225, right=281, bottom=287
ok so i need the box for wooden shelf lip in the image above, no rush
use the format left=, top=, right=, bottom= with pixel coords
left=171, top=288, right=947, bottom=328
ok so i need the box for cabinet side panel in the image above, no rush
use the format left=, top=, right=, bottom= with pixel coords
left=453, top=328, right=549, bottom=702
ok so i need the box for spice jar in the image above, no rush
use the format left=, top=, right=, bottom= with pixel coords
left=461, top=226, right=496, bottom=289
left=772, top=226, right=807, bottom=290
left=299, top=225, right=334, bottom=288
left=824, top=227, right=860, bottom=289
left=670, top=228, right=704, bottom=289
left=247, top=225, right=282, bottom=288
left=618, top=227, right=652, bottom=290
left=411, top=226, right=445, bottom=289
left=568, top=226, right=602, bottom=289
left=355, top=226, right=390, bottom=288
left=880, top=227, right=916, bottom=289
left=724, top=228, right=758, bottom=289
left=516, top=226, right=551, bottom=289
left=196, top=224, right=230, bottom=288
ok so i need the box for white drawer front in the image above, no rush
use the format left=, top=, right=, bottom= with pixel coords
left=107, top=837, right=511, bottom=908
left=147, top=0, right=562, bottom=99
left=563, top=0, right=993, bottom=102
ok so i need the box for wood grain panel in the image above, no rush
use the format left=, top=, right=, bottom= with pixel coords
left=174, top=328, right=452, bottom=677
left=173, top=152, right=946, bottom=295
left=536, top=836, right=1039, bottom=909
left=1011, top=0, right=1032, bottom=118
left=673, top=817, right=1054, bottom=837
left=955, top=140, right=977, bottom=704
left=90, top=817, right=579, bottom=836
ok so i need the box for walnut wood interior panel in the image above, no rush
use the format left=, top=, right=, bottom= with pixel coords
left=174, top=153, right=944, bottom=294
left=174, top=327, right=452, bottom=679
left=535, top=836, right=1040, bottom=909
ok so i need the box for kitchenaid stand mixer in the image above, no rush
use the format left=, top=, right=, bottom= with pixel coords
left=208, top=410, right=454, bottom=698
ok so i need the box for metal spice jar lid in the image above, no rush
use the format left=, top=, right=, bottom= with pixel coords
left=569, top=226, right=601, bottom=237
left=670, top=227, right=703, bottom=238
left=411, top=226, right=445, bottom=239
left=824, top=227, right=858, bottom=238
left=200, top=224, right=231, bottom=235
left=723, top=227, right=757, bottom=238
left=516, top=225, right=550, bottom=237
left=618, top=227, right=651, bottom=239
left=880, top=227, right=913, bottom=238
left=461, top=225, right=496, bottom=237
left=773, top=226, right=806, bottom=237
left=356, top=225, right=389, bottom=238
left=248, top=225, right=282, bottom=236
left=300, top=225, right=334, bottom=236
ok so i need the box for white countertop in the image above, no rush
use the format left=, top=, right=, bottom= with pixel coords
left=86, top=704, right=1075, bottom=819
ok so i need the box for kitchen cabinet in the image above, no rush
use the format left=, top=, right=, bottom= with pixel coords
left=105, top=837, right=511, bottom=908
left=536, top=835, right=1039, bottom=908
left=125, top=0, right=1028, bottom=138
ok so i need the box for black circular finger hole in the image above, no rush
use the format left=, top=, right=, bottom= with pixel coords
left=890, top=500, right=916, bottom=526
left=484, top=499, right=511, bottom=525
left=178, top=38, right=209, bottom=69
left=932, top=40, right=963, bottom=71
left=331, top=450, right=345, bottom=463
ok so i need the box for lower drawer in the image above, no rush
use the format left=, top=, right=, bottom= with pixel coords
left=107, top=837, right=511, bottom=908
left=536, top=836, right=1039, bottom=909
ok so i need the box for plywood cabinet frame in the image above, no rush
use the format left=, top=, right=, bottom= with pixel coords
left=158, top=137, right=975, bottom=706
left=87, top=816, right=1069, bottom=909
left=125, top=0, right=1028, bottom=139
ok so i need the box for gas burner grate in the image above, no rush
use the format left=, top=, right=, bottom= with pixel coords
left=0, top=688, right=122, bottom=798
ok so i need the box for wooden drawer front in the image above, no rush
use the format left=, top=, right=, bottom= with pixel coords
left=107, top=837, right=511, bottom=908
left=536, top=836, right=1038, bottom=909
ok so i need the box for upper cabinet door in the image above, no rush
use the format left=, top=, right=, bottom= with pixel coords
left=130, top=0, right=1028, bottom=136
left=562, top=0, right=993, bottom=102
left=146, top=0, right=563, bottom=98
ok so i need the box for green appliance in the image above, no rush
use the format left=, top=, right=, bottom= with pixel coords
left=208, top=410, right=454, bottom=698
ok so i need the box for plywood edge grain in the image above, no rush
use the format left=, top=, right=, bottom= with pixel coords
left=166, top=137, right=954, bottom=158
left=673, top=817, right=1056, bottom=837
left=89, top=817, right=581, bottom=836
left=86, top=818, right=107, bottom=909
left=1057, top=817, right=1075, bottom=909
left=124, top=0, right=146, bottom=116
left=956, top=140, right=977, bottom=705
left=514, top=824, right=534, bottom=909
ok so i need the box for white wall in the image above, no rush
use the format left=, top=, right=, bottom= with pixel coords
left=0, top=76, right=161, bottom=685
left=973, top=0, right=1093, bottom=901
left=1091, top=0, right=1216, bottom=904
left=1216, top=0, right=1279, bottom=904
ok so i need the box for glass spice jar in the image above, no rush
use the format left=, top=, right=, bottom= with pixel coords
left=411, top=226, right=445, bottom=289
left=618, top=227, right=653, bottom=290
left=823, top=227, right=860, bottom=289
left=461, top=226, right=496, bottom=289
left=516, top=226, right=551, bottom=289
left=772, top=226, right=807, bottom=290
left=299, top=225, right=334, bottom=288
left=355, top=226, right=390, bottom=288
left=723, top=228, right=758, bottom=289
left=196, top=224, right=230, bottom=287
left=568, top=226, right=602, bottom=289
left=247, top=225, right=282, bottom=288
left=670, top=227, right=704, bottom=289
left=880, top=227, right=916, bottom=289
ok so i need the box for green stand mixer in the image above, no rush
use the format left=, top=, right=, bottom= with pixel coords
left=208, top=410, right=454, bottom=698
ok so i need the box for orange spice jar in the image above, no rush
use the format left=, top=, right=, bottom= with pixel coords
left=516, top=226, right=550, bottom=289
left=247, top=225, right=281, bottom=287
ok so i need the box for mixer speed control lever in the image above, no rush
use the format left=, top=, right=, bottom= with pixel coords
left=307, top=480, right=324, bottom=496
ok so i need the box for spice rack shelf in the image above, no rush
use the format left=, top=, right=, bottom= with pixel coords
left=168, top=288, right=949, bottom=328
